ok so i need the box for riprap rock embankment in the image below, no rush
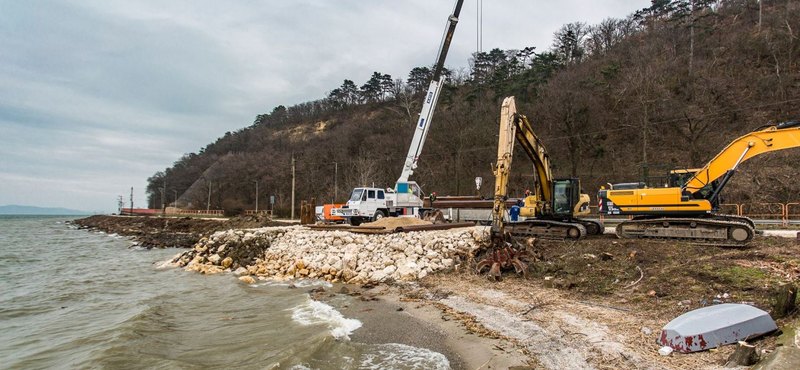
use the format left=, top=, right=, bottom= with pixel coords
left=170, top=226, right=488, bottom=284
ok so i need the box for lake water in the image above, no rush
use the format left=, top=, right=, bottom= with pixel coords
left=0, top=216, right=449, bottom=369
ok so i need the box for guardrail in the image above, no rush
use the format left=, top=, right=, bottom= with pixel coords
left=244, top=210, right=274, bottom=216
left=719, top=203, right=741, bottom=216
left=741, top=202, right=785, bottom=219
left=786, top=203, right=800, bottom=227
left=173, top=209, right=225, bottom=216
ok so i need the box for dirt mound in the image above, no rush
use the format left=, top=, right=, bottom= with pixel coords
left=363, top=217, right=432, bottom=229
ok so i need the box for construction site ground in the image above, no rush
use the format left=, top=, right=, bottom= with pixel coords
left=385, top=234, right=800, bottom=369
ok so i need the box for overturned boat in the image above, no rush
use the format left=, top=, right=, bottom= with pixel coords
left=658, top=303, right=777, bottom=353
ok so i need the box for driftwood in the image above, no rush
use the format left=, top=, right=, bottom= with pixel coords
left=771, top=283, right=797, bottom=319
left=725, top=341, right=758, bottom=367
left=624, top=266, right=644, bottom=289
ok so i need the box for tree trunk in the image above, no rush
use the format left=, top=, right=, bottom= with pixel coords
left=772, top=283, right=797, bottom=319
left=689, top=0, right=695, bottom=74
left=724, top=342, right=758, bottom=367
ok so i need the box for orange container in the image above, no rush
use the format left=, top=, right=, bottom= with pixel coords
left=323, top=204, right=346, bottom=221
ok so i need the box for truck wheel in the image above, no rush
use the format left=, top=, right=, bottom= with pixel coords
left=349, top=218, right=362, bottom=226
left=372, top=210, right=386, bottom=222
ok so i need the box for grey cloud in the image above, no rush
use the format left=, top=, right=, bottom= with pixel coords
left=0, top=0, right=649, bottom=212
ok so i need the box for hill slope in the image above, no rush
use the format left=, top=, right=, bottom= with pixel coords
left=148, top=1, right=800, bottom=216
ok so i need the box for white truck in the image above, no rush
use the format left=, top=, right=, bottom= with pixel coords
left=332, top=0, right=463, bottom=225
left=332, top=183, right=428, bottom=225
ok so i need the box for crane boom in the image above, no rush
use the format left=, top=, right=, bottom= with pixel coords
left=396, top=0, right=464, bottom=184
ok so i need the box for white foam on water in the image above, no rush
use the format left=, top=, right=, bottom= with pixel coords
left=359, top=343, right=450, bottom=370
left=291, top=279, right=334, bottom=288
left=290, top=298, right=362, bottom=340
left=257, top=279, right=332, bottom=289
left=288, top=365, right=312, bottom=370
left=153, top=260, right=179, bottom=269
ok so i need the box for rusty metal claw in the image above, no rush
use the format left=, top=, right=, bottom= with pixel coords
left=511, top=258, right=527, bottom=276
left=476, top=241, right=528, bottom=280
left=476, top=259, right=493, bottom=273
left=488, top=262, right=501, bottom=280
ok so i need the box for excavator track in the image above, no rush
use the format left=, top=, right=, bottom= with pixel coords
left=505, top=219, right=587, bottom=240
left=615, top=216, right=755, bottom=246
left=578, top=219, right=605, bottom=236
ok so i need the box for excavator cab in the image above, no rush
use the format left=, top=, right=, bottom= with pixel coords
left=552, top=179, right=588, bottom=217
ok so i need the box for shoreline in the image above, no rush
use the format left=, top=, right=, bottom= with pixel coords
left=325, top=284, right=530, bottom=370
left=75, top=215, right=800, bottom=369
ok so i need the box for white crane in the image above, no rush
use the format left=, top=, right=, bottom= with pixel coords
left=331, top=0, right=464, bottom=225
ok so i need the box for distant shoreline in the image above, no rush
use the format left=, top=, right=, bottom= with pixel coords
left=0, top=204, right=94, bottom=215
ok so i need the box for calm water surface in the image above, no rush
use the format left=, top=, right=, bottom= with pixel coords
left=0, top=216, right=448, bottom=369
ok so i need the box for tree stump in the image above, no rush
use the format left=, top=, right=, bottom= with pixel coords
left=725, top=341, right=758, bottom=367
left=772, top=283, right=797, bottom=319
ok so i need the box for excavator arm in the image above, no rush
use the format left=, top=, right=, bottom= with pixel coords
left=514, top=111, right=553, bottom=205
left=684, top=121, right=800, bottom=200
left=490, top=97, right=519, bottom=236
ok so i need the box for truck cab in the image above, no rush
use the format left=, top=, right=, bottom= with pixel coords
left=331, top=181, right=429, bottom=225
left=331, top=187, right=392, bottom=226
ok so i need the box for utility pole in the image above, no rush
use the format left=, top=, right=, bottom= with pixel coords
left=207, top=181, right=212, bottom=213
left=334, top=161, right=338, bottom=203
left=161, top=181, right=167, bottom=215
left=253, top=180, right=259, bottom=213
left=291, top=156, right=296, bottom=220
left=130, top=187, right=133, bottom=216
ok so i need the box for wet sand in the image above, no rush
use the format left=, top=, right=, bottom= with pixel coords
left=331, top=286, right=530, bottom=370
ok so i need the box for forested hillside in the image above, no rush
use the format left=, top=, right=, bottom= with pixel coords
left=147, top=0, right=800, bottom=216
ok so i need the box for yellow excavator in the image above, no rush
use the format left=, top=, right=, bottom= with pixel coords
left=599, top=120, right=800, bottom=245
left=478, top=97, right=604, bottom=278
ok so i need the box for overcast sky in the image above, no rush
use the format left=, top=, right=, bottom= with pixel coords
left=0, top=0, right=650, bottom=213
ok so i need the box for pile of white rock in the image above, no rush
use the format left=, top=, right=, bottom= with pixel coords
left=170, top=225, right=489, bottom=284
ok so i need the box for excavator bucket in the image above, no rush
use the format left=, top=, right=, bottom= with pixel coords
left=476, top=235, right=529, bottom=280
left=422, top=209, right=446, bottom=224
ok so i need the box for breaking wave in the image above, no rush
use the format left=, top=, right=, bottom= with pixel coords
left=291, top=298, right=362, bottom=340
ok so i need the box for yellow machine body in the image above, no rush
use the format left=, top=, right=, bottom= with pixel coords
left=601, top=123, right=800, bottom=217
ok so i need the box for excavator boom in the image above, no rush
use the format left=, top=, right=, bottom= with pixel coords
left=513, top=113, right=552, bottom=202
left=684, top=121, right=800, bottom=193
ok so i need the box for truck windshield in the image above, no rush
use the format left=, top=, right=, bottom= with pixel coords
left=349, top=189, right=364, bottom=202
